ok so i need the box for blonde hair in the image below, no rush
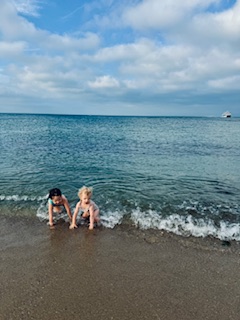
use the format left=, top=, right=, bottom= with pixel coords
left=78, top=186, right=93, bottom=199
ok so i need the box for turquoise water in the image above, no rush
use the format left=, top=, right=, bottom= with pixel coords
left=0, top=113, right=240, bottom=240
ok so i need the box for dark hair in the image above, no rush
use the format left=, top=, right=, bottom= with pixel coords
left=48, top=188, right=62, bottom=199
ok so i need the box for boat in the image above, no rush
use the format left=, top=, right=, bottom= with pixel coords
left=221, top=111, right=231, bottom=118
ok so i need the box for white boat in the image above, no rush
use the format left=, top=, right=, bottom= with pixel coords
left=221, top=111, right=231, bottom=118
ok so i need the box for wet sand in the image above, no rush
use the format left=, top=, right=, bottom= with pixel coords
left=1, top=216, right=240, bottom=320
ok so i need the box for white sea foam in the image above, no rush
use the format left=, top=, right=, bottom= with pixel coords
left=0, top=194, right=48, bottom=201
left=100, top=210, right=123, bottom=229
left=36, top=203, right=49, bottom=221
left=36, top=205, right=123, bottom=228
left=35, top=205, right=240, bottom=240
left=176, top=200, right=238, bottom=215
left=36, top=203, right=72, bottom=223
left=130, top=209, right=240, bottom=241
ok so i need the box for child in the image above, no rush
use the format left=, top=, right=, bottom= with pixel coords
left=48, top=188, right=72, bottom=229
left=69, top=186, right=100, bottom=230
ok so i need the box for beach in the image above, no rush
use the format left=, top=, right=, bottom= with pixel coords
left=1, top=217, right=240, bottom=320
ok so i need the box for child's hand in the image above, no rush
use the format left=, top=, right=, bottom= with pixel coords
left=69, top=223, right=78, bottom=229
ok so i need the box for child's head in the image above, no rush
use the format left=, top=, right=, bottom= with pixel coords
left=49, top=188, right=62, bottom=204
left=78, top=186, right=93, bottom=203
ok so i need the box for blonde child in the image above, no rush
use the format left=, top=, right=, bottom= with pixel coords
left=69, top=186, right=100, bottom=230
left=48, top=188, right=72, bottom=229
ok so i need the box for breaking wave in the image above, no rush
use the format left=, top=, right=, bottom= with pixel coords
left=1, top=194, right=240, bottom=241
left=0, top=194, right=48, bottom=202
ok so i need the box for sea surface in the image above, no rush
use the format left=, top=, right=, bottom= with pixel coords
left=0, top=113, right=240, bottom=241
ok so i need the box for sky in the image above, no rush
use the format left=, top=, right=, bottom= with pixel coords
left=0, top=0, right=239, bottom=116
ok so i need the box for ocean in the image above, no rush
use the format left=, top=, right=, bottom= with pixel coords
left=0, top=113, right=240, bottom=241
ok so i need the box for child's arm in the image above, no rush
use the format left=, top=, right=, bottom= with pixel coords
left=62, top=196, right=72, bottom=222
left=48, top=202, right=55, bottom=229
left=69, top=202, right=80, bottom=229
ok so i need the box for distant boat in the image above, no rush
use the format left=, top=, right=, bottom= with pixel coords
left=221, top=111, right=231, bottom=118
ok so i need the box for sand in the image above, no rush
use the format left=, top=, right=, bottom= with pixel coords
left=1, top=216, right=240, bottom=320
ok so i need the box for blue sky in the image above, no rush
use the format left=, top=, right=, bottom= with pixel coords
left=0, top=0, right=239, bottom=116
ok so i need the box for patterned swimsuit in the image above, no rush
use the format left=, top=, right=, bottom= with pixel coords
left=79, top=200, right=98, bottom=216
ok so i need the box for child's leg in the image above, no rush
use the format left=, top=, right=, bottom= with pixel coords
left=82, top=212, right=90, bottom=219
left=80, top=212, right=89, bottom=225
left=89, top=209, right=100, bottom=230
left=93, top=209, right=100, bottom=223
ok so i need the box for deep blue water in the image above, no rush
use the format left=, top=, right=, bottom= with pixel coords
left=0, top=113, right=240, bottom=240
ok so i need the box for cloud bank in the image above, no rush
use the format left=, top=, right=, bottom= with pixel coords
left=0, top=0, right=239, bottom=116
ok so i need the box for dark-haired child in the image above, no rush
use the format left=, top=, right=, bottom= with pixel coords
left=48, top=188, right=72, bottom=229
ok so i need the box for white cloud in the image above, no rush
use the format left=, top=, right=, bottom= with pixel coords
left=88, top=75, right=120, bottom=88
left=190, top=3, right=240, bottom=45
left=45, top=32, right=100, bottom=52
left=4, top=55, right=92, bottom=98
left=208, top=75, right=240, bottom=90
left=122, top=0, right=240, bottom=50
left=0, top=41, right=27, bottom=57
left=90, top=39, right=232, bottom=94
left=0, top=2, right=32, bottom=38
left=123, top=0, right=219, bottom=30
left=0, top=1, right=100, bottom=52
left=12, top=0, right=42, bottom=17
left=92, top=39, right=156, bottom=62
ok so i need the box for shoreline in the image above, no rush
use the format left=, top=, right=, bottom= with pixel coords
left=1, top=216, right=240, bottom=320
